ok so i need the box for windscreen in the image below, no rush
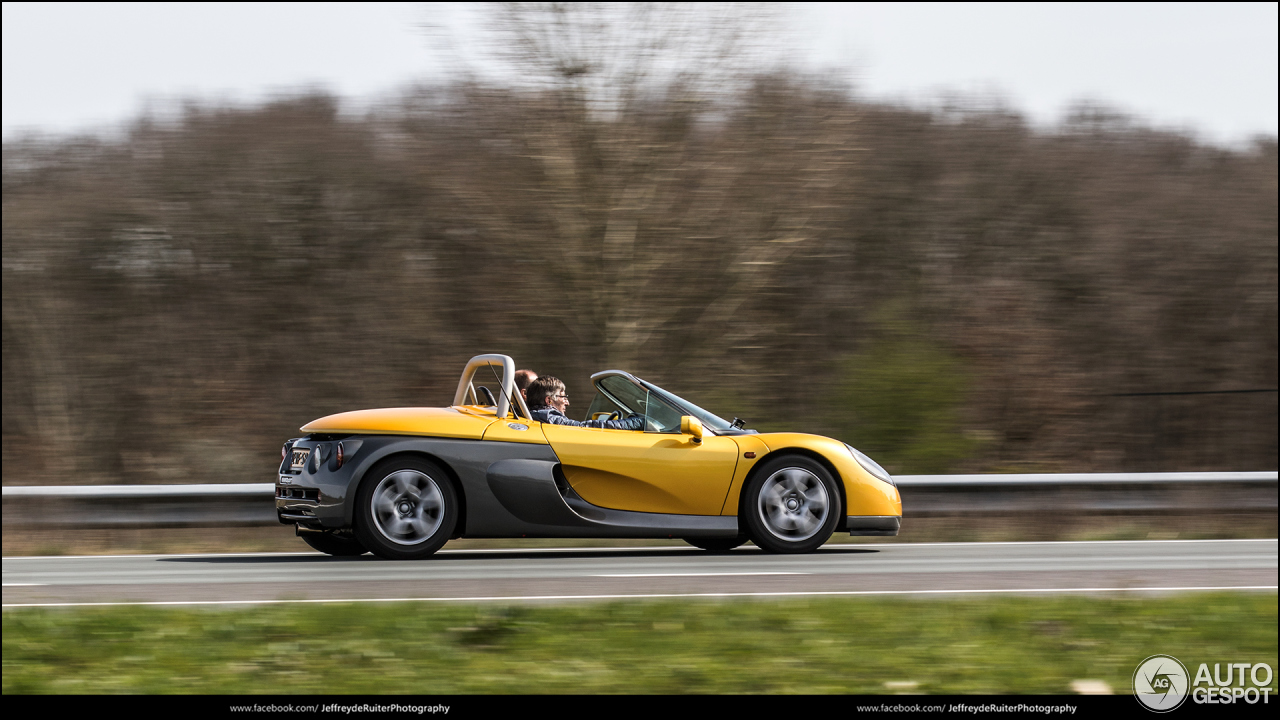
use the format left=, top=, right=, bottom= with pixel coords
left=596, top=375, right=680, bottom=432
left=639, top=381, right=733, bottom=432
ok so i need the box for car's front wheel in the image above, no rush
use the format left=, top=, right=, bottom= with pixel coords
left=742, top=455, right=841, bottom=554
left=355, top=457, right=458, bottom=560
left=299, top=530, right=368, bottom=556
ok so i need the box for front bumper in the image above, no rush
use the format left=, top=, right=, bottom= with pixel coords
left=847, top=515, right=901, bottom=536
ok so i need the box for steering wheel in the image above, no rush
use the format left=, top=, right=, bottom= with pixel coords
left=607, top=411, right=622, bottom=422
left=476, top=385, right=496, bottom=406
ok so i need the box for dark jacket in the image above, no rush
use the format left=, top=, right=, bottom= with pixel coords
left=529, top=405, right=645, bottom=430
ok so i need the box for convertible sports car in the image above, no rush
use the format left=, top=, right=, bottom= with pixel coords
left=277, top=354, right=901, bottom=559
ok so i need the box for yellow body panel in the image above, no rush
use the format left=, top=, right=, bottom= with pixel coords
left=722, top=432, right=902, bottom=518
left=300, top=406, right=492, bottom=439
left=453, top=404, right=505, bottom=420
left=719, top=435, right=771, bottom=515
left=481, top=417, right=550, bottom=444
left=541, top=423, right=740, bottom=516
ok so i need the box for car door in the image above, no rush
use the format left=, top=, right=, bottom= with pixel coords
left=541, top=376, right=740, bottom=516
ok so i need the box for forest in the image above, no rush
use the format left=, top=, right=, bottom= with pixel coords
left=3, top=8, right=1276, bottom=484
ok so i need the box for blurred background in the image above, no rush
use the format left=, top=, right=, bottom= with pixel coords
left=3, top=2, right=1276, bottom=488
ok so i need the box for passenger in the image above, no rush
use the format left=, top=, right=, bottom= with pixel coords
left=514, top=369, right=538, bottom=400
left=527, top=376, right=645, bottom=430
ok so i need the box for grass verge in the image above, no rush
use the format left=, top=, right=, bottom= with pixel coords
left=4, top=593, right=1276, bottom=694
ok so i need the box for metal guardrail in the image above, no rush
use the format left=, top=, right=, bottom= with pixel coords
left=896, top=472, right=1277, bottom=516
left=2, top=483, right=270, bottom=499
left=896, top=472, right=1279, bottom=487
left=2, top=473, right=1276, bottom=528
left=2, top=483, right=279, bottom=528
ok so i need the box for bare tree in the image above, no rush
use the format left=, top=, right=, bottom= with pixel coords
left=417, top=3, right=850, bottom=375
left=482, top=3, right=780, bottom=116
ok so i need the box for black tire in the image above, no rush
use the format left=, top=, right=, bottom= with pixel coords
left=299, top=531, right=368, bottom=556
left=354, top=457, right=458, bottom=560
left=742, top=455, right=842, bottom=554
left=684, top=535, right=749, bottom=553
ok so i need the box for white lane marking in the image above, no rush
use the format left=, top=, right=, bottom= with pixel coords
left=3, top=585, right=1275, bottom=608
left=837, top=539, right=1280, bottom=547
left=2, top=552, right=320, bottom=561
left=595, top=572, right=806, bottom=577
left=2, top=583, right=46, bottom=587
left=0, top=548, right=694, bottom=561
left=440, top=546, right=690, bottom=554
left=3, top=538, right=1275, bottom=561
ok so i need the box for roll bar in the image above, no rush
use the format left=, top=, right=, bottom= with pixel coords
left=452, top=354, right=529, bottom=419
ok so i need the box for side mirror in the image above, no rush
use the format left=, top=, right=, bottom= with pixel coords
left=680, top=416, right=704, bottom=443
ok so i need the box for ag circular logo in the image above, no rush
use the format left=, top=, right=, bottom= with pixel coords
left=1134, top=654, right=1190, bottom=712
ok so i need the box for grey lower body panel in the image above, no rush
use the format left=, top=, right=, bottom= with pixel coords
left=484, top=459, right=739, bottom=538
left=278, top=435, right=737, bottom=539
left=847, top=515, right=901, bottom=536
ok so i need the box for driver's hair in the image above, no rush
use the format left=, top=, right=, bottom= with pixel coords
left=526, top=376, right=565, bottom=408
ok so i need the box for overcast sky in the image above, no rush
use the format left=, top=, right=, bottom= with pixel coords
left=3, top=2, right=1276, bottom=145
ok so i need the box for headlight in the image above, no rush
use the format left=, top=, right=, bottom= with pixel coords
left=846, top=444, right=894, bottom=486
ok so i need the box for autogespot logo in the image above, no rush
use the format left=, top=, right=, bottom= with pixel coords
left=1134, top=655, right=1190, bottom=712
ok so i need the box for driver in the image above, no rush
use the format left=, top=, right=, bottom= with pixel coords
left=527, top=376, right=645, bottom=430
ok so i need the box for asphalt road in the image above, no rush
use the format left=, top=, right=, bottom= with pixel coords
left=3, top=539, right=1276, bottom=607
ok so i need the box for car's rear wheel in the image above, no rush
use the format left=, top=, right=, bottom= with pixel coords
left=683, top=535, right=749, bottom=553
left=355, top=457, right=457, bottom=560
left=299, top=530, right=368, bottom=556
left=742, top=455, right=841, bottom=554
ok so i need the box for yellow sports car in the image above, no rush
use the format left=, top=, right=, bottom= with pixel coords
left=277, top=354, right=901, bottom=559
